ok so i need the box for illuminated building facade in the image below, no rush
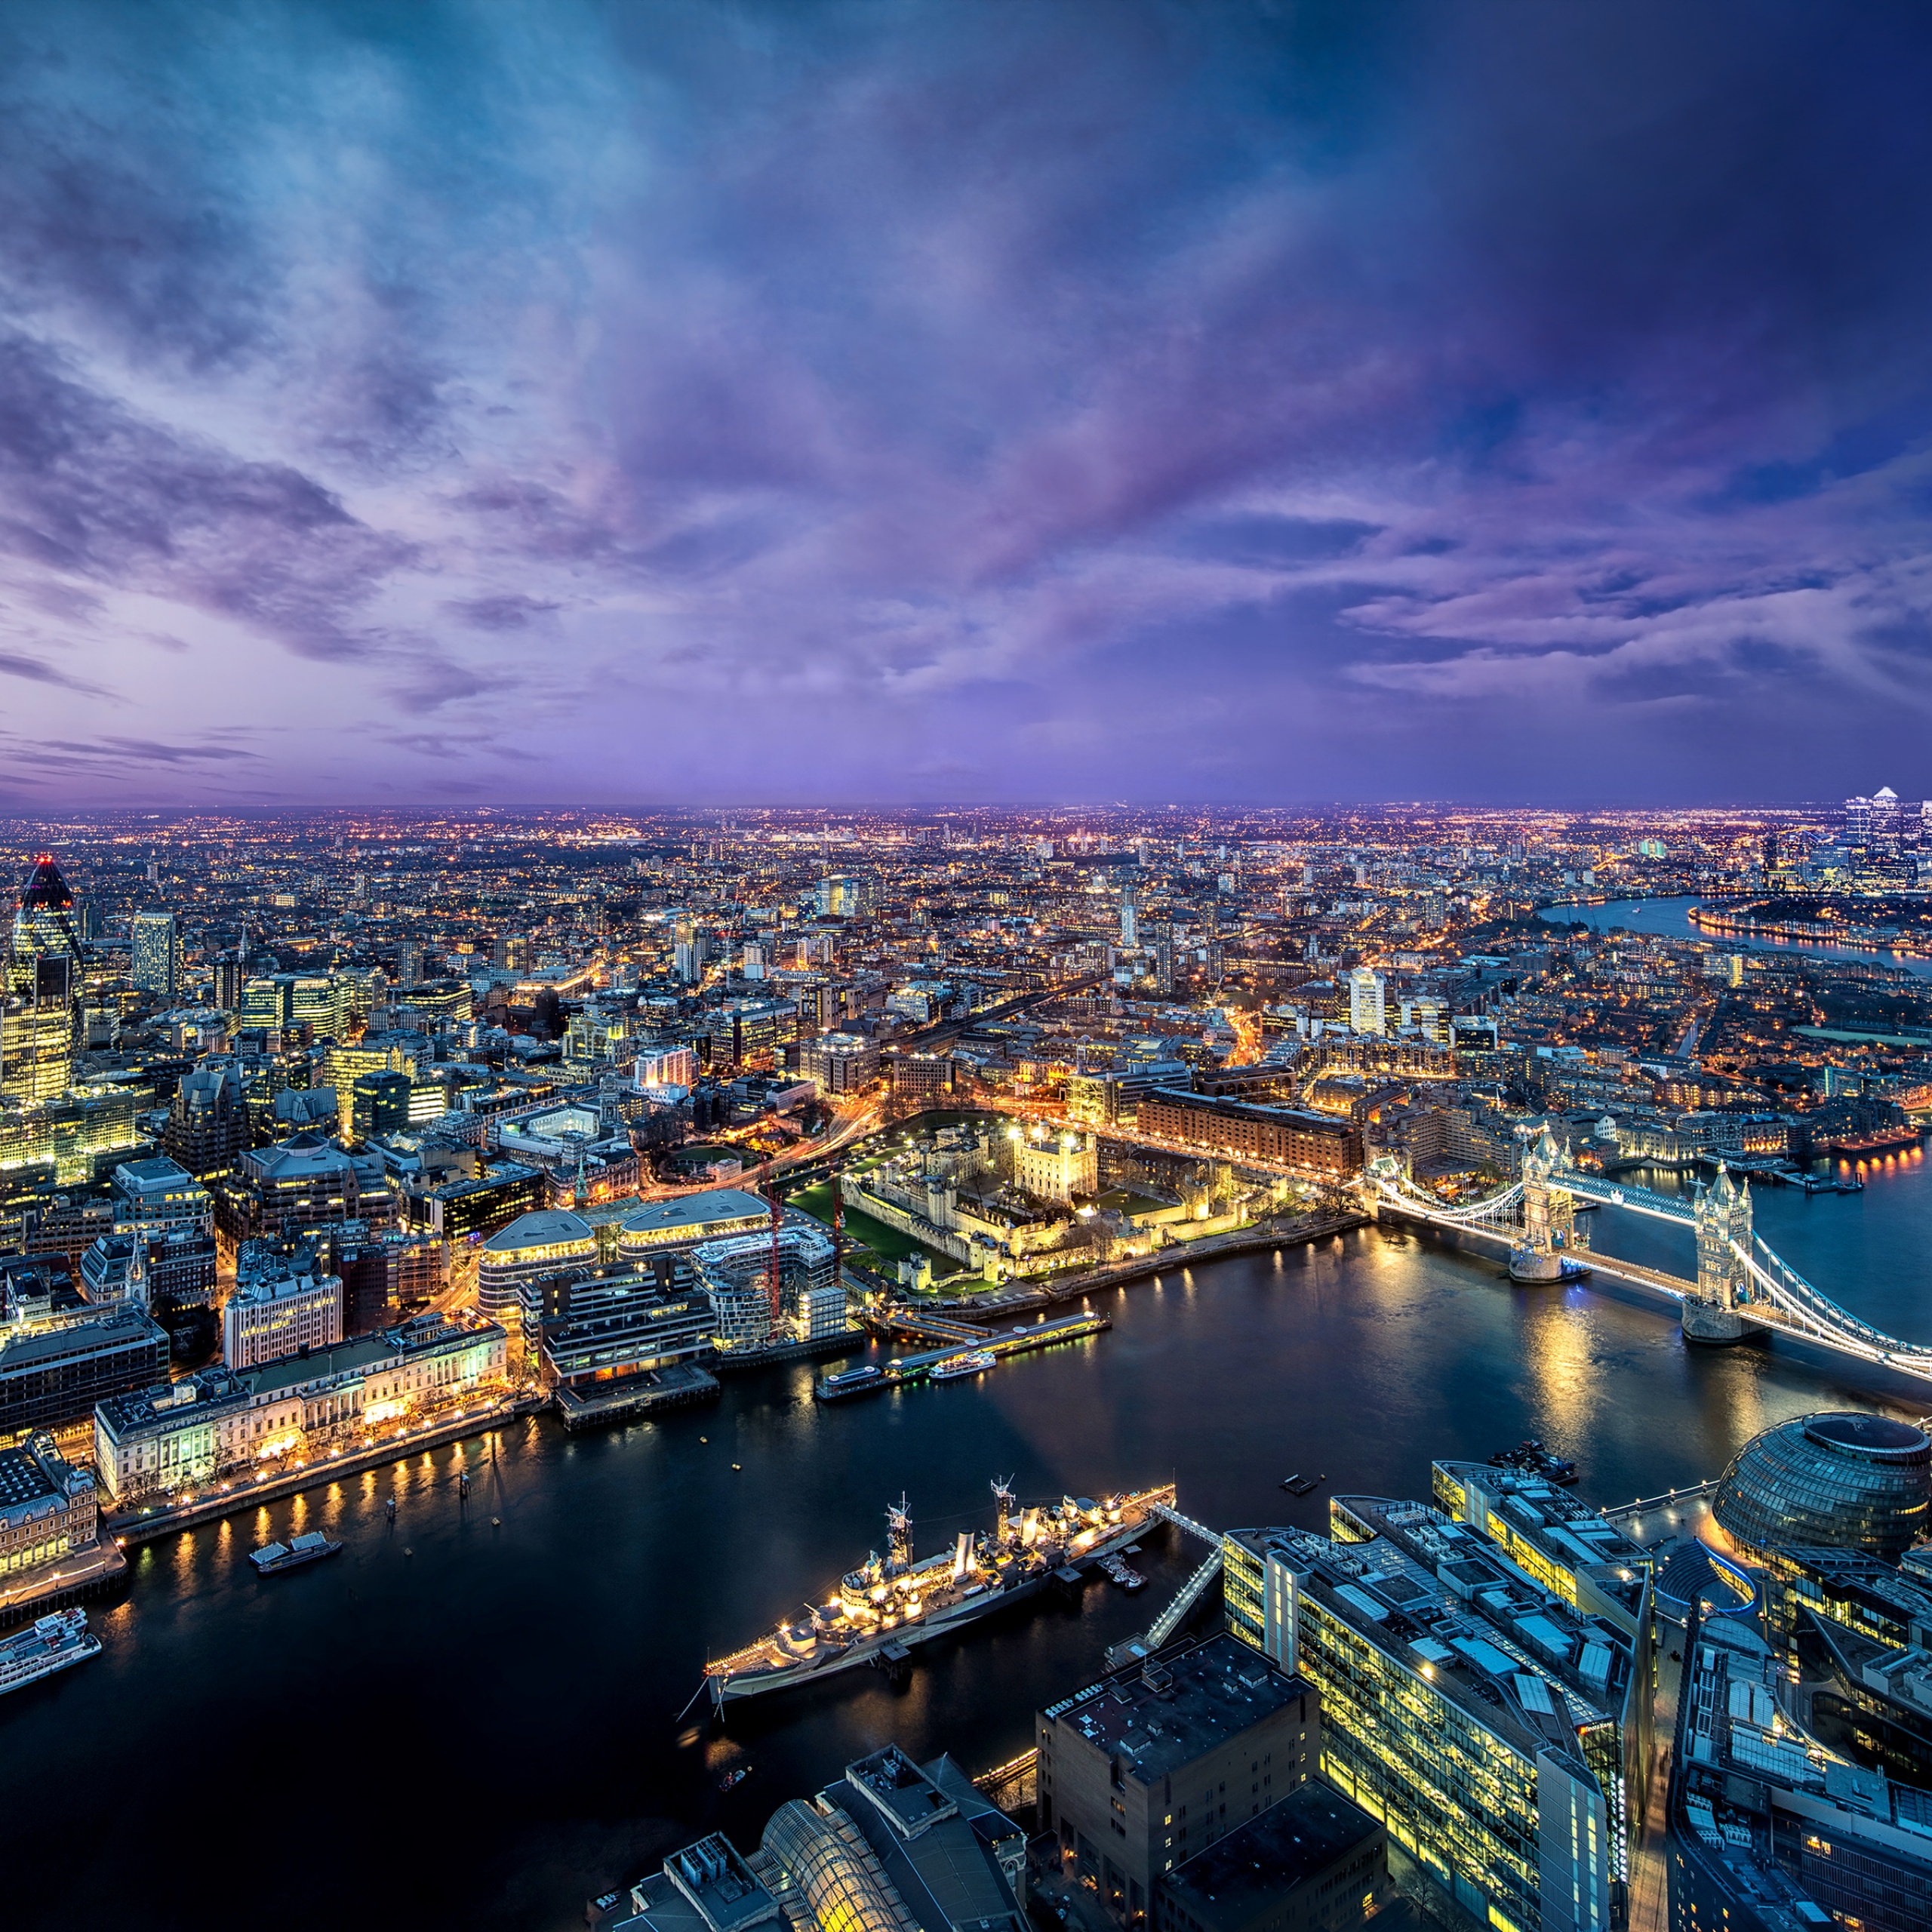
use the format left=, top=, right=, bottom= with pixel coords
left=93, top=1315, right=507, bottom=1506
left=1712, top=1413, right=1931, bottom=1564
left=1345, top=966, right=1386, bottom=1035
left=1014, top=1130, right=1098, bottom=1203
left=1227, top=1497, right=1637, bottom=1932
left=0, top=1432, right=96, bottom=1585
left=1135, top=1091, right=1363, bottom=1179
left=2, top=856, right=79, bottom=1107
left=222, top=1260, right=345, bottom=1370
left=130, top=910, right=180, bottom=998
left=477, top=1208, right=598, bottom=1324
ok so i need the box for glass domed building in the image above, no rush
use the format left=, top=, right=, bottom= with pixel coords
left=1712, top=1411, right=1930, bottom=1563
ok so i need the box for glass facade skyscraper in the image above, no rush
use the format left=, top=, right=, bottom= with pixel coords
left=1, top=854, right=79, bottom=1106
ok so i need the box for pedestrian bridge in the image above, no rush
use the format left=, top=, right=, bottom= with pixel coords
left=1364, top=1134, right=1932, bottom=1383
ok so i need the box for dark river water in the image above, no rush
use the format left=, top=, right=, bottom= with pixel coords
left=7, top=1154, right=1930, bottom=1932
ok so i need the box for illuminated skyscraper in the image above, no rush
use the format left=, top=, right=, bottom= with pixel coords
left=1345, top=965, right=1386, bottom=1035
left=131, top=911, right=180, bottom=998
left=1, top=854, right=79, bottom=1106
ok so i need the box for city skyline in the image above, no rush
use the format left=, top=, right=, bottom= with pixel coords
left=3, top=5, right=1932, bottom=808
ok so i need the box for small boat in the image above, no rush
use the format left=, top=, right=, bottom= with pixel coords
left=931, top=1349, right=996, bottom=1382
left=251, top=1531, right=343, bottom=1574
left=718, top=1766, right=753, bottom=1791
left=1281, top=1473, right=1324, bottom=1497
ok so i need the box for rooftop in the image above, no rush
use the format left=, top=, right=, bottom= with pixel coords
left=1161, top=1782, right=1382, bottom=1917
left=618, top=1189, right=770, bottom=1237
left=481, top=1208, right=595, bottom=1254
left=1042, top=1633, right=1308, bottom=1783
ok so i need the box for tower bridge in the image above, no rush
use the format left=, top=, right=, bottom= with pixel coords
left=1364, top=1129, right=1932, bottom=1383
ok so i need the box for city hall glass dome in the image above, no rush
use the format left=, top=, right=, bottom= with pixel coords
left=1712, top=1411, right=1930, bottom=1563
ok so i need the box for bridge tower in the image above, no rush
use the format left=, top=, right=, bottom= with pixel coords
left=1684, top=1164, right=1752, bottom=1343
left=1520, top=1126, right=1576, bottom=1257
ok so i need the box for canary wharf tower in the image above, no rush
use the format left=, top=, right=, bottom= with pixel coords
left=1, top=854, right=81, bottom=1105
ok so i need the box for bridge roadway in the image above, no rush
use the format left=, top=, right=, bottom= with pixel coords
left=1370, top=1168, right=1932, bottom=1384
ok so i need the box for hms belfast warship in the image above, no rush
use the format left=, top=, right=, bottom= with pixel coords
left=704, top=1478, right=1176, bottom=1706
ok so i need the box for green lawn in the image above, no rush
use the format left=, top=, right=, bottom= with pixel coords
left=789, top=1184, right=968, bottom=1279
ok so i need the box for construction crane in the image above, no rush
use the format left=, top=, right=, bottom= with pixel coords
left=765, top=1180, right=786, bottom=1326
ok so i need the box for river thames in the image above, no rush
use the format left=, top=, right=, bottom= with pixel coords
left=7, top=1132, right=1931, bottom=1932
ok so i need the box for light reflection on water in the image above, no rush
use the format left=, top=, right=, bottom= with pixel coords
left=8, top=1183, right=1931, bottom=1932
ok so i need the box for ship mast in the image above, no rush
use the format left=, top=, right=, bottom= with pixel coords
left=886, top=1494, right=912, bottom=1572
left=991, top=1475, right=1016, bottom=1546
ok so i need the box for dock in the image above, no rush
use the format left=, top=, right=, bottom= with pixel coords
left=817, top=1311, right=1111, bottom=1399
left=553, top=1361, right=721, bottom=1432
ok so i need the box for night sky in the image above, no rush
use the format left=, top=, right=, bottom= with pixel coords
left=2, top=2, right=1931, bottom=808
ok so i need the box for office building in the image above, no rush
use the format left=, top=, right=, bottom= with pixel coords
left=111, top=1156, right=214, bottom=1235
left=636, top=1044, right=700, bottom=1092
left=1228, top=1494, right=1644, bottom=1932
left=352, top=1069, right=413, bottom=1142
left=799, top=1032, right=878, bottom=1094
left=2, top=856, right=78, bottom=1106
left=0, top=1431, right=97, bottom=1584
left=477, top=1208, right=599, bottom=1324
left=94, top=1314, right=507, bottom=1506
left=1431, top=1459, right=1652, bottom=1648
left=1768, top=1547, right=1932, bottom=1792
left=130, top=910, right=180, bottom=998
left=0, top=1299, right=169, bottom=1435
left=160, top=1063, right=248, bottom=1177
left=216, top=1134, right=386, bottom=1244
left=1712, top=1411, right=1930, bottom=1564
left=79, top=1229, right=219, bottom=1309
left=690, top=1223, right=841, bottom=1351
left=814, top=874, right=865, bottom=918
left=408, top=1159, right=544, bottom=1241
left=706, top=996, right=798, bottom=1069
left=535, top=1271, right=716, bottom=1402
left=614, top=1189, right=772, bottom=1281
left=1670, top=1601, right=1932, bottom=1932
left=223, top=1257, right=345, bottom=1370
left=1038, top=1633, right=1320, bottom=1921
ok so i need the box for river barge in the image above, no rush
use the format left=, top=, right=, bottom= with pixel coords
left=704, top=1478, right=1175, bottom=1706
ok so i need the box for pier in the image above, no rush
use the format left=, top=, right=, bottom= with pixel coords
left=817, top=1311, right=1111, bottom=1399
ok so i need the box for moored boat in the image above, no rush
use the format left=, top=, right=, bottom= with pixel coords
left=0, top=1607, right=101, bottom=1697
left=705, top=1477, right=1176, bottom=1705
left=250, top=1531, right=343, bottom=1574
left=929, top=1349, right=996, bottom=1382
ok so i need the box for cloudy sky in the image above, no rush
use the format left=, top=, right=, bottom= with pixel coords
left=2, top=1, right=1930, bottom=809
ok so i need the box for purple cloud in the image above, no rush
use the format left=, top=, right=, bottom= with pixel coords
left=0, top=2, right=1927, bottom=803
